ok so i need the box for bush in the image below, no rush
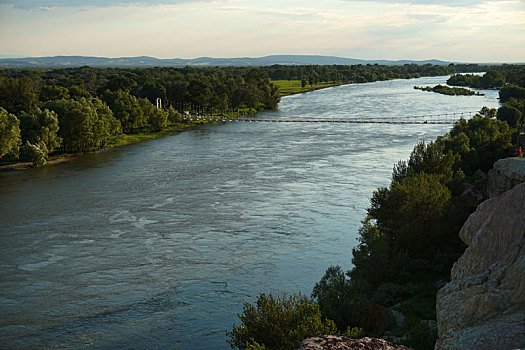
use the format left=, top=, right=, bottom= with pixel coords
left=402, top=321, right=437, bottom=350
left=20, top=141, right=47, bottom=166
left=227, top=293, right=338, bottom=350
left=312, top=265, right=370, bottom=331
left=372, top=283, right=414, bottom=307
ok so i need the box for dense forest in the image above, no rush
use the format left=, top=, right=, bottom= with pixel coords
left=228, top=66, right=525, bottom=350
left=0, top=66, right=282, bottom=165
left=0, top=63, right=509, bottom=167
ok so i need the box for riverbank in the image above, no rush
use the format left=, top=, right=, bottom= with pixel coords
left=1, top=82, right=348, bottom=172
left=273, top=80, right=350, bottom=96
left=0, top=120, right=210, bottom=172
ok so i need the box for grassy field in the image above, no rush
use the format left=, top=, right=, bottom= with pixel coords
left=272, top=80, right=348, bottom=96
left=105, top=121, right=211, bottom=148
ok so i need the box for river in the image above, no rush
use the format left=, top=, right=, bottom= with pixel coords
left=0, top=76, right=500, bottom=349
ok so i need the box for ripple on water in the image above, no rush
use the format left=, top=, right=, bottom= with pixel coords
left=0, top=75, right=501, bottom=349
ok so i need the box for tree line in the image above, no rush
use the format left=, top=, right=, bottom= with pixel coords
left=2, top=64, right=521, bottom=168
left=227, top=65, right=525, bottom=350
left=0, top=66, right=281, bottom=165
left=261, top=63, right=489, bottom=85
left=447, top=67, right=525, bottom=130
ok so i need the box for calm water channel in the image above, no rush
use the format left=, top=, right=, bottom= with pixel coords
left=0, top=76, right=500, bottom=349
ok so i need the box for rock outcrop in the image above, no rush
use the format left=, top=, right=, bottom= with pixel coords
left=299, top=336, right=411, bottom=350
left=487, top=157, right=525, bottom=197
left=435, top=181, right=525, bottom=349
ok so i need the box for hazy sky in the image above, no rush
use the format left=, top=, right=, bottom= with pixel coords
left=0, top=0, right=524, bottom=62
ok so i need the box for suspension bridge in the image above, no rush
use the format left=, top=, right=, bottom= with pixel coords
left=182, top=111, right=479, bottom=125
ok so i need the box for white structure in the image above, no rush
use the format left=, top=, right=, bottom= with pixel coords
left=156, top=98, right=162, bottom=109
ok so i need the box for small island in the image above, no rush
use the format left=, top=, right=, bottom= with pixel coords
left=414, top=84, right=484, bottom=96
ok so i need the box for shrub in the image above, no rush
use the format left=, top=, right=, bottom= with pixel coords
left=312, top=265, right=370, bottom=331
left=227, top=293, right=338, bottom=350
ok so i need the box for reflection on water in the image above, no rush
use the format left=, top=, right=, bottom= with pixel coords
left=0, top=76, right=500, bottom=349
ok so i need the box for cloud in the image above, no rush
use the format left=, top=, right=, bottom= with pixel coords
left=340, top=0, right=517, bottom=6
left=0, top=0, right=211, bottom=10
left=0, top=0, right=523, bottom=61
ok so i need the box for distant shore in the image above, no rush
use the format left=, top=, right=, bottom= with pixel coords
left=0, top=81, right=352, bottom=173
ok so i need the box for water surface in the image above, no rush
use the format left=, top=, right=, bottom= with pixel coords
left=0, top=76, right=500, bottom=349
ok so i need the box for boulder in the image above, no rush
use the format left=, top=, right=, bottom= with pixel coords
left=435, top=182, right=525, bottom=349
left=487, top=157, right=525, bottom=197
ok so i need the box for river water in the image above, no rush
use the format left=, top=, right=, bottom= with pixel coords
left=0, top=76, right=499, bottom=349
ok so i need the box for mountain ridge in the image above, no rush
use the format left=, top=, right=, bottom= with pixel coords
left=0, top=54, right=458, bottom=67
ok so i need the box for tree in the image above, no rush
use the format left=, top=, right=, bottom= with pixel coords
left=20, top=141, right=47, bottom=166
left=89, top=97, right=122, bottom=147
left=368, top=172, right=451, bottom=258
left=102, top=90, right=146, bottom=133
left=444, top=114, right=513, bottom=174
left=301, top=79, right=307, bottom=89
left=499, top=85, right=525, bottom=103
left=139, top=97, right=167, bottom=131
left=187, top=78, right=212, bottom=107
left=0, top=107, right=21, bottom=160
left=497, top=104, right=522, bottom=128
left=312, top=265, right=370, bottom=331
left=19, top=108, right=62, bottom=154
left=0, top=76, right=40, bottom=114
left=39, top=85, right=70, bottom=102
left=45, top=98, right=119, bottom=153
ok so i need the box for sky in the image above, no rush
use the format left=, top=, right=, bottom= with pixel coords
left=0, top=0, right=524, bottom=62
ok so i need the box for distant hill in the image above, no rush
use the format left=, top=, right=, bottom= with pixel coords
left=0, top=55, right=457, bottom=68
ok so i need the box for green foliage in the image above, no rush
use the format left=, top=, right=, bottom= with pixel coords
left=414, top=85, right=482, bottom=96
left=0, top=107, right=21, bottom=160
left=138, top=97, right=168, bottom=131
left=0, top=76, right=40, bottom=114
left=372, top=283, right=415, bottom=307
left=369, top=172, right=451, bottom=258
left=227, top=293, right=338, bottom=350
left=166, top=106, right=181, bottom=124
left=272, top=80, right=344, bottom=96
left=45, top=97, right=119, bottom=153
left=102, top=89, right=146, bottom=133
left=19, top=108, right=62, bottom=154
left=69, top=85, right=92, bottom=99
left=20, top=141, right=47, bottom=166
left=350, top=218, right=410, bottom=291
left=39, top=85, right=70, bottom=102
left=444, top=114, right=512, bottom=173
left=499, top=85, right=525, bottom=103
left=448, top=66, right=525, bottom=90
left=401, top=322, right=437, bottom=350
left=497, top=104, right=523, bottom=128
left=312, top=265, right=370, bottom=331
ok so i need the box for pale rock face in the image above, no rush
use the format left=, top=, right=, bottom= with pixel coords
left=435, top=182, right=525, bottom=350
left=487, top=158, right=525, bottom=197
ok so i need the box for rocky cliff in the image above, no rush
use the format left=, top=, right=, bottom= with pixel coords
left=435, top=158, right=525, bottom=349
left=487, top=158, right=525, bottom=198
left=299, top=336, right=411, bottom=350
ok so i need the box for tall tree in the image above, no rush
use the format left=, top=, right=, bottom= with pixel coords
left=0, top=107, right=21, bottom=160
left=19, top=108, right=62, bottom=154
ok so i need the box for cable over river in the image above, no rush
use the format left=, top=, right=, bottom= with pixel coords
left=0, top=76, right=500, bottom=349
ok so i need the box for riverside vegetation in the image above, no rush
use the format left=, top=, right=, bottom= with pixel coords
left=0, top=64, right=523, bottom=348
left=0, top=63, right=496, bottom=167
left=227, top=65, right=525, bottom=350
left=413, top=85, right=483, bottom=96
